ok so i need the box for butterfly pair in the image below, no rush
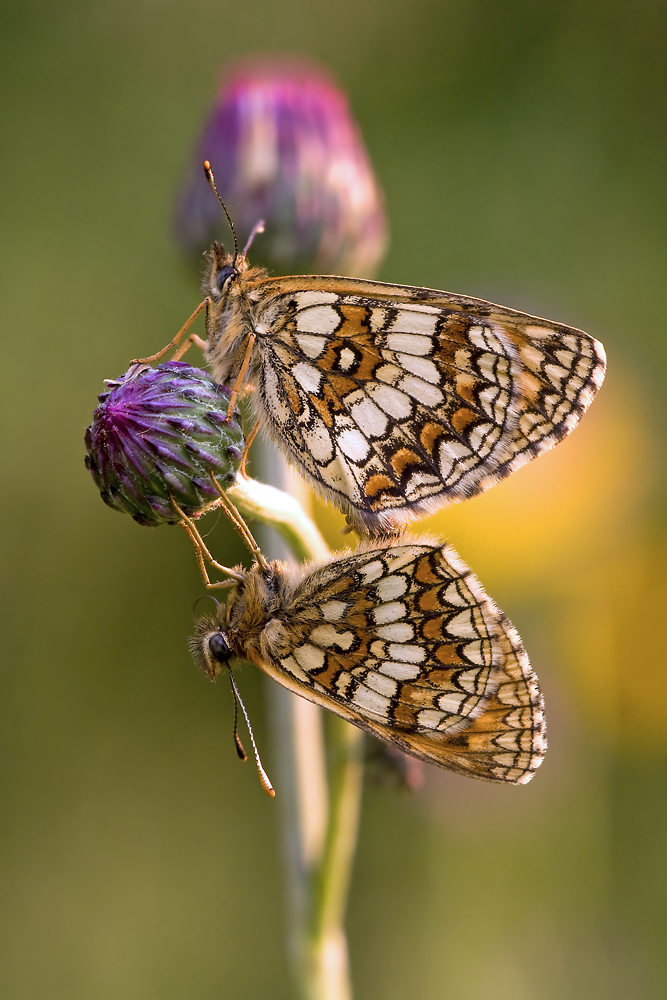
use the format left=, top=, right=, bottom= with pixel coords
left=142, top=162, right=605, bottom=785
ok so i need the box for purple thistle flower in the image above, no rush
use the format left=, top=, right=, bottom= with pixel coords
left=84, top=362, right=245, bottom=527
left=175, top=57, right=388, bottom=277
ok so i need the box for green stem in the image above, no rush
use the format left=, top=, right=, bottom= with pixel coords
left=307, top=717, right=364, bottom=1000
left=231, top=472, right=364, bottom=1000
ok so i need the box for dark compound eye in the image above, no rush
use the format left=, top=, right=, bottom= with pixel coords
left=209, top=632, right=233, bottom=662
left=215, top=264, right=236, bottom=291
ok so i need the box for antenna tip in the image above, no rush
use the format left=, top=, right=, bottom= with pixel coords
left=203, top=159, right=211, bottom=172
left=259, top=768, right=276, bottom=797
left=234, top=733, right=248, bottom=762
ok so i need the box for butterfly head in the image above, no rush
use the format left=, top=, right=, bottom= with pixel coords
left=190, top=613, right=235, bottom=681
left=206, top=242, right=246, bottom=304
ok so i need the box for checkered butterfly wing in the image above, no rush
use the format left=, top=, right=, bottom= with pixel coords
left=250, top=539, right=546, bottom=784
left=247, top=275, right=606, bottom=533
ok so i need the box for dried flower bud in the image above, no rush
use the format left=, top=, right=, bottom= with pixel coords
left=175, top=57, right=388, bottom=277
left=85, top=362, right=244, bottom=527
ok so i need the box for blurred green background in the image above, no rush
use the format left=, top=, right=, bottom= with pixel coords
left=2, top=0, right=666, bottom=997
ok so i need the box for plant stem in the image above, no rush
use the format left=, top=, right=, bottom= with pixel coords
left=232, top=468, right=364, bottom=999
left=307, top=716, right=364, bottom=1000
left=229, top=473, right=329, bottom=562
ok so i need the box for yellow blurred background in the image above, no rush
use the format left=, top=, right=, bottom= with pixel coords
left=1, top=1, right=666, bottom=997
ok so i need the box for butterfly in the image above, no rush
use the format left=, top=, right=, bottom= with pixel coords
left=189, top=535, right=546, bottom=785
left=138, top=163, right=606, bottom=534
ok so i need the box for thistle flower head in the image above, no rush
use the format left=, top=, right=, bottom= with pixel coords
left=84, top=362, right=244, bottom=527
left=175, top=57, right=388, bottom=277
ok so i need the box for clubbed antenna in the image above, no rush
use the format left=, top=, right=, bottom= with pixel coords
left=228, top=672, right=275, bottom=797
left=203, top=160, right=239, bottom=263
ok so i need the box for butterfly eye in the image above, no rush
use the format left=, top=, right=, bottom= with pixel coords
left=209, top=631, right=233, bottom=663
left=215, top=265, right=236, bottom=292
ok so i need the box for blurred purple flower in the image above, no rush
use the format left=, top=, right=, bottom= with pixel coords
left=175, top=57, right=388, bottom=277
left=85, top=362, right=244, bottom=527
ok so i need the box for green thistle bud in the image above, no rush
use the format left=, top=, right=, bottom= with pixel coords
left=84, top=361, right=244, bottom=527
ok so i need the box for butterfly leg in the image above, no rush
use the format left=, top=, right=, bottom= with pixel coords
left=171, top=333, right=207, bottom=363
left=131, top=298, right=210, bottom=366
left=240, top=419, right=260, bottom=477
left=172, top=500, right=245, bottom=587
left=209, top=476, right=270, bottom=570
left=180, top=521, right=233, bottom=590
left=224, top=333, right=256, bottom=421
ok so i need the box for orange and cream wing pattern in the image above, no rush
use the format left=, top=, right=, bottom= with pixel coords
left=258, top=539, right=546, bottom=784
left=365, top=616, right=546, bottom=784
left=248, top=274, right=606, bottom=533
